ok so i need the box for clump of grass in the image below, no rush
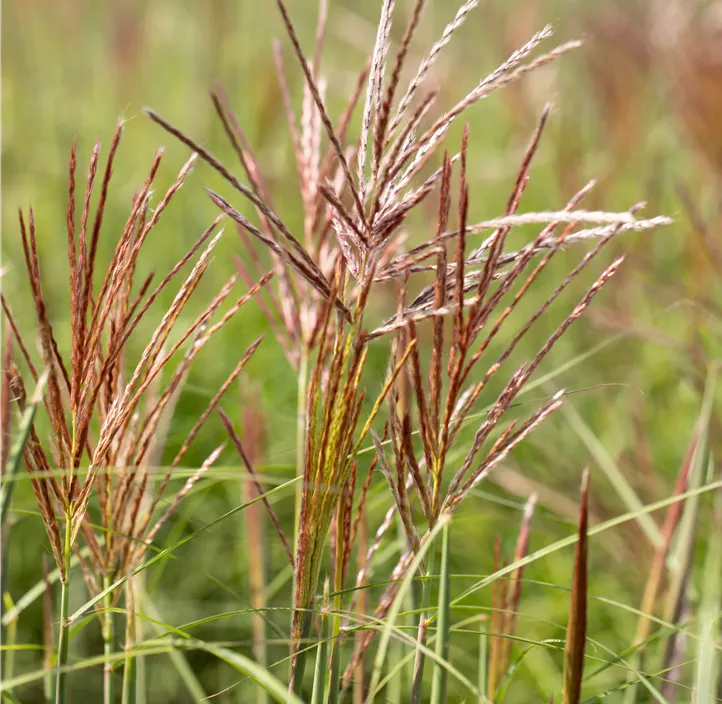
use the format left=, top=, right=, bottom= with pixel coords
left=2, top=122, right=270, bottom=703
left=142, top=0, right=671, bottom=698
left=13, top=2, right=722, bottom=703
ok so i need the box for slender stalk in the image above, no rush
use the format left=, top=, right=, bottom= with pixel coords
left=0, top=528, right=11, bottom=625
left=387, top=637, right=403, bottom=704
left=133, top=575, right=146, bottom=704
left=55, top=510, right=72, bottom=704
left=103, top=574, right=114, bottom=704
left=310, top=579, right=330, bottom=704
left=291, top=347, right=309, bottom=659
left=294, top=347, right=309, bottom=547
left=244, top=466, right=269, bottom=704
left=694, top=482, right=721, bottom=702
left=352, top=507, right=368, bottom=704
left=136, top=644, right=147, bottom=704
left=410, top=545, right=436, bottom=703
left=3, top=594, right=18, bottom=699
left=122, top=652, right=136, bottom=704
left=122, top=582, right=137, bottom=704
left=42, top=559, right=55, bottom=704
left=478, top=618, right=488, bottom=704
left=327, top=497, right=346, bottom=704
left=430, top=521, right=451, bottom=704
left=390, top=522, right=410, bottom=703
left=291, top=612, right=313, bottom=696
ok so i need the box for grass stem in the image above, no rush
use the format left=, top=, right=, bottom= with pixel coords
left=3, top=594, right=18, bottom=699
left=122, top=582, right=137, bottom=704
left=478, top=617, right=488, bottom=704
left=55, top=510, right=71, bottom=704
left=291, top=347, right=309, bottom=674
left=102, top=574, right=114, bottom=704
left=122, top=651, right=136, bottom=704
left=410, top=544, right=436, bottom=703
left=327, top=497, right=346, bottom=704
left=310, top=579, right=330, bottom=704
left=430, top=520, right=451, bottom=704
left=294, top=348, right=309, bottom=549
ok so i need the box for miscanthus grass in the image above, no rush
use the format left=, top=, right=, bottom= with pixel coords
left=1, top=125, right=270, bottom=703
left=3, top=1, right=720, bottom=703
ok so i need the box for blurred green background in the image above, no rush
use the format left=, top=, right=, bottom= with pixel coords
left=2, top=0, right=721, bottom=701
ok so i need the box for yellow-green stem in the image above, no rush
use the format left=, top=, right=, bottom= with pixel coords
left=291, top=347, right=309, bottom=683
left=327, top=498, right=346, bottom=704
left=103, top=574, right=114, bottom=704
left=122, top=650, right=136, bottom=704
left=478, top=618, right=488, bottom=704
left=244, top=470, right=269, bottom=704
left=310, top=580, right=331, bottom=704
left=410, top=548, right=436, bottom=703
left=122, top=583, right=137, bottom=704
left=430, top=521, right=451, bottom=704
left=294, top=348, right=309, bottom=550
left=55, top=510, right=72, bottom=704
left=3, top=594, right=17, bottom=699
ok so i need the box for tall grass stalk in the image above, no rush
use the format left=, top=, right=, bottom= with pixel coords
left=102, top=575, right=114, bottom=704
left=55, top=510, right=72, bottom=704
left=292, top=348, right=309, bottom=650
left=3, top=594, right=18, bottom=700
left=411, top=547, right=436, bottom=702
left=122, top=582, right=137, bottom=704
left=295, top=350, right=309, bottom=547
left=310, top=579, right=331, bottom=704
left=429, top=520, right=451, bottom=704
left=42, top=557, right=54, bottom=704
left=478, top=617, right=488, bottom=704
left=694, top=481, right=721, bottom=702
left=561, top=470, right=589, bottom=704
left=327, top=498, right=347, bottom=703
